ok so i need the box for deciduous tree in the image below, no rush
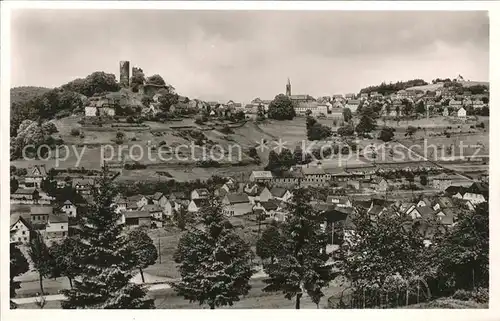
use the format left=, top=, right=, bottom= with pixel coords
left=127, top=228, right=158, bottom=283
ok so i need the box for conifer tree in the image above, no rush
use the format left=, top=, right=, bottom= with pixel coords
left=61, top=165, right=154, bottom=309
left=172, top=198, right=254, bottom=309
left=262, top=189, right=335, bottom=309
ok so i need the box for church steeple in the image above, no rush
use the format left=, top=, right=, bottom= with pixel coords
left=286, top=77, right=291, bottom=96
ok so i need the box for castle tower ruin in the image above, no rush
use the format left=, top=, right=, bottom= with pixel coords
left=119, top=61, right=130, bottom=88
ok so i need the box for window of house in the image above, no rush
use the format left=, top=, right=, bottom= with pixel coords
left=18, top=237, right=21, bottom=242
left=62, top=232, right=66, bottom=237
left=22, top=231, right=25, bottom=235
left=61, top=226, right=64, bottom=229
left=24, top=237, right=27, bottom=241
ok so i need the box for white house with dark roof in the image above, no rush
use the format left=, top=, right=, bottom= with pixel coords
left=249, top=171, right=273, bottom=183
left=10, top=215, right=33, bottom=244
left=457, top=107, right=467, bottom=119
left=61, top=200, right=77, bottom=217
left=222, top=193, right=251, bottom=216
left=270, top=187, right=293, bottom=203
left=191, top=188, right=210, bottom=200
left=188, top=198, right=209, bottom=213
left=25, top=165, right=48, bottom=188
left=45, top=214, right=69, bottom=240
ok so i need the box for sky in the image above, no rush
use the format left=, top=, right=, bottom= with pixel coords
left=11, top=10, right=489, bottom=103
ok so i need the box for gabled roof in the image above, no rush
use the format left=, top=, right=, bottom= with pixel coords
left=270, top=187, right=288, bottom=198
left=192, top=199, right=209, bottom=208
left=63, top=200, right=73, bottom=205
left=346, top=99, right=360, bottom=105
left=152, top=192, right=164, bottom=200
left=13, top=188, right=38, bottom=195
left=260, top=200, right=280, bottom=211
left=48, top=214, right=69, bottom=223
left=418, top=197, right=432, bottom=207
left=467, top=182, right=488, bottom=197
left=368, top=205, right=385, bottom=216
left=251, top=171, right=273, bottom=179
left=226, top=193, right=249, bottom=204
left=193, top=188, right=209, bottom=196
left=142, top=204, right=163, bottom=212
left=415, top=206, right=435, bottom=219
left=326, top=195, right=351, bottom=205
left=436, top=197, right=454, bottom=208
left=10, top=214, right=33, bottom=230
left=446, top=185, right=467, bottom=196
left=124, top=211, right=150, bottom=219
left=128, top=194, right=146, bottom=202
left=29, top=165, right=47, bottom=176
left=30, top=206, right=53, bottom=215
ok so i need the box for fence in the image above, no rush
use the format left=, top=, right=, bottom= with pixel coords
left=328, top=277, right=432, bottom=309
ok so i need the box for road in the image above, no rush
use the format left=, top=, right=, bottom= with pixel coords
left=13, top=271, right=345, bottom=309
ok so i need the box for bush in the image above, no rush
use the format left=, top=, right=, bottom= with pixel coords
left=452, top=289, right=487, bottom=302
left=126, top=116, right=135, bottom=123
left=131, top=137, right=137, bottom=141
left=220, top=125, right=234, bottom=134
left=70, top=128, right=80, bottom=136
left=79, top=133, right=85, bottom=139
left=159, top=140, right=167, bottom=146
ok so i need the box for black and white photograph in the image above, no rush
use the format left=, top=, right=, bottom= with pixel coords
left=2, top=1, right=495, bottom=312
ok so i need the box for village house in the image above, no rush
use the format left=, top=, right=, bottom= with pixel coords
left=252, top=200, right=282, bottom=220
left=270, top=187, right=293, bottom=203
left=30, top=206, right=53, bottom=224
left=462, top=182, right=488, bottom=204
left=272, top=170, right=303, bottom=187
left=326, top=195, right=352, bottom=208
left=10, top=215, right=33, bottom=244
left=445, top=185, right=468, bottom=199
left=222, top=193, right=252, bottom=217
left=345, top=99, right=360, bottom=113
left=433, top=197, right=455, bottom=211
left=246, top=185, right=272, bottom=204
left=407, top=206, right=435, bottom=220
left=150, top=192, right=169, bottom=208
left=472, top=99, right=485, bottom=109
left=187, top=198, right=209, bottom=213
left=123, top=211, right=151, bottom=227
left=435, top=208, right=455, bottom=226
left=457, top=107, right=467, bottom=119
left=416, top=197, right=432, bottom=208
left=60, top=200, right=78, bottom=217
left=73, top=178, right=95, bottom=195
left=301, top=166, right=330, bottom=187
left=249, top=171, right=274, bottom=183
left=191, top=188, right=210, bottom=200
left=128, top=194, right=149, bottom=209
left=370, top=177, right=389, bottom=193
left=442, top=107, right=449, bottom=117
left=45, top=213, right=69, bottom=240
left=85, top=96, right=117, bottom=117
left=24, top=165, right=47, bottom=188
left=141, top=204, right=164, bottom=227
left=449, top=99, right=462, bottom=108
left=11, top=188, right=40, bottom=205
left=169, top=191, right=190, bottom=206
left=431, top=173, right=454, bottom=190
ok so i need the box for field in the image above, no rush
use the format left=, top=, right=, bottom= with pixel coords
left=11, top=114, right=489, bottom=182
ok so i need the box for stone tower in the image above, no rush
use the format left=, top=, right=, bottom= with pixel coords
left=119, top=61, right=130, bottom=88
left=286, top=78, right=292, bottom=96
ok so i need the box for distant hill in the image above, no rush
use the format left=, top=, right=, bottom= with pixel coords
left=10, top=86, right=52, bottom=105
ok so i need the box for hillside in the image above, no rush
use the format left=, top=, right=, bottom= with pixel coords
left=406, top=80, right=489, bottom=92
left=10, top=86, right=52, bottom=105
